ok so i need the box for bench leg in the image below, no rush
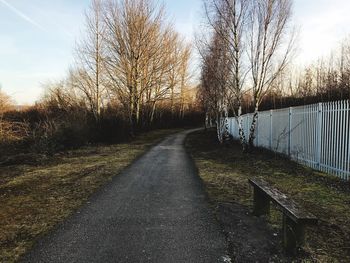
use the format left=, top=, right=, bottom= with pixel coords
left=283, top=215, right=305, bottom=255
left=253, top=188, right=270, bottom=216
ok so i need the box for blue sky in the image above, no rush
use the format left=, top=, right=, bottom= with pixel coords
left=1, top=0, right=350, bottom=104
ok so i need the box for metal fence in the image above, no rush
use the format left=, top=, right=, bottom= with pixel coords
left=227, top=100, right=350, bottom=180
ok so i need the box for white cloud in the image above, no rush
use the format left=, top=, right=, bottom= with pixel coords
left=0, top=0, right=45, bottom=31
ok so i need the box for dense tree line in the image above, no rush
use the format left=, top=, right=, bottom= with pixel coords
left=257, top=38, right=350, bottom=111
left=0, top=0, right=202, bottom=157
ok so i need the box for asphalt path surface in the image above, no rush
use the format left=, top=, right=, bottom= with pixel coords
left=21, top=130, right=230, bottom=263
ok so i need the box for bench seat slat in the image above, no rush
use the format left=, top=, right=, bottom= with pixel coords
left=249, top=179, right=317, bottom=224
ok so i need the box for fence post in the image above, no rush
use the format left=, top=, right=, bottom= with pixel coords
left=256, top=113, right=259, bottom=146
left=347, top=100, right=350, bottom=181
left=270, top=110, right=273, bottom=150
left=288, top=107, right=292, bottom=156
left=316, top=103, right=323, bottom=168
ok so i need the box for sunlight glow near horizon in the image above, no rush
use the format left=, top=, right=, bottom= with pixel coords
left=0, top=0, right=349, bottom=105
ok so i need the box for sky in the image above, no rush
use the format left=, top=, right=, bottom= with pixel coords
left=0, top=0, right=350, bottom=105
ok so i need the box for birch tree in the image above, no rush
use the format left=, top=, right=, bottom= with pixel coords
left=199, top=0, right=294, bottom=150
left=215, top=0, right=250, bottom=148
left=200, top=0, right=249, bottom=144
left=198, top=29, right=231, bottom=143
left=247, top=0, right=294, bottom=148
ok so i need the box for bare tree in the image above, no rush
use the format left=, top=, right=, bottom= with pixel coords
left=166, top=32, right=182, bottom=116
left=247, top=0, right=295, bottom=148
left=41, top=79, right=83, bottom=111
left=0, top=89, right=13, bottom=115
left=199, top=0, right=249, bottom=144
left=142, top=28, right=186, bottom=126
left=198, top=28, right=231, bottom=143
left=179, top=43, right=192, bottom=119
left=102, top=0, right=193, bottom=132
left=103, top=0, right=164, bottom=132
left=217, top=0, right=250, bottom=148
left=199, top=0, right=295, bottom=149
left=74, top=0, right=106, bottom=122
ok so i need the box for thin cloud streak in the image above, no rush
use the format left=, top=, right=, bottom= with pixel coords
left=0, top=0, right=45, bottom=31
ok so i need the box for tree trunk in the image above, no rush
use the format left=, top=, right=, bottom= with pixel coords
left=248, top=103, right=259, bottom=150
left=236, top=105, right=248, bottom=151
left=129, top=91, right=136, bottom=136
left=216, top=112, right=223, bottom=143
left=222, top=104, right=230, bottom=143
left=150, top=101, right=157, bottom=124
left=205, top=112, right=209, bottom=130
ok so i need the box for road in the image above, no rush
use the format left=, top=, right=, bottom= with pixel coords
left=21, top=130, right=230, bottom=263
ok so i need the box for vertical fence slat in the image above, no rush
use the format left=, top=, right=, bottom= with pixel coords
left=340, top=101, right=345, bottom=179
left=288, top=107, right=292, bottom=156
left=347, top=101, right=350, bottom=181
left=324, top=102, right=328, bottom=174
left=330, top=102, right=336, bottom=175
left=315, top=104, right=319, bottom=168
left=328, top=102, right=332, bottom=175
left=270, top=110, right=273, bottom=150
left=336, top=101, right=340, bottom=177
left=343, top=100, right=347, bottom=179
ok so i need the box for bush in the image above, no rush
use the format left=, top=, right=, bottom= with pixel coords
left=94, top=116, right=130, bottom=144
left=1, top=101, right=203, bottom=159
left=29, top=119, right=91, bottom=155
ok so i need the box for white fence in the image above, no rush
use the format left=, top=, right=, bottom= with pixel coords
left=227, top=100, right=350, bottom=181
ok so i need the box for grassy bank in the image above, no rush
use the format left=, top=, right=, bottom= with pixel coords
left=186, top=129, right=350, bottom=262
left=0, top=129, right=181, bottom=262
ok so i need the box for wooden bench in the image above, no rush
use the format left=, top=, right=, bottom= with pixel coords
left=248, top=178, right=318, bottom=254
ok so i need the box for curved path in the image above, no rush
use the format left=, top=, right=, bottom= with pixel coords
left=22, top=130, right=229, bottom=263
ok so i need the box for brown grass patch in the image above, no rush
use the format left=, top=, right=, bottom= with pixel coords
left=186, top=129, right=350, bottom=262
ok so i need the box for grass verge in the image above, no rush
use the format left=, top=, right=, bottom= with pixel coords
left=186, top=129, right=350, bottom=262
left=0, top=128, right=181, bottom=262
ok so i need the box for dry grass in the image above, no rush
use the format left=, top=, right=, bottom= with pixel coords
left=0, top=128, right=181, bottom=263
left=186, top=129, right=350, bottom=263
left=0, top=120, right=29, bottom=144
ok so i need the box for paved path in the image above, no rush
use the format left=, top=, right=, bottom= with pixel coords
left=22, top=130, right=229, bottom=263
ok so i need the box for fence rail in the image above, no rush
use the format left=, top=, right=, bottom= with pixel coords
left=227, top=100, right=350, bottom=181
